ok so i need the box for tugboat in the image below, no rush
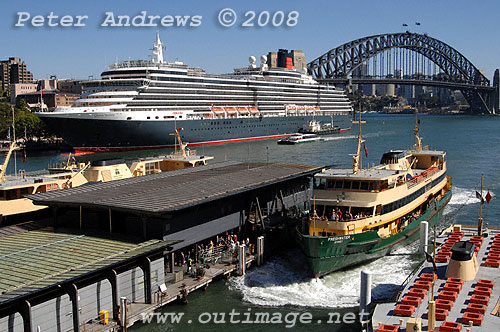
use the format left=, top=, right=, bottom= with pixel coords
left=299, top=119, right=351, bottom=135
left=297, top=118, right=452, bottom=277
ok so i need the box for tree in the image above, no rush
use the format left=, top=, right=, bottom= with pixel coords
left=0, top=102, right=45, bottom=140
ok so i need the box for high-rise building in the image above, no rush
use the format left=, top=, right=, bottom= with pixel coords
left=0, top=57, right=34, bottom=96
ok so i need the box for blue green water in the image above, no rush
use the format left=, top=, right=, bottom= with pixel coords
left=4, top=114, right=500, bottom=331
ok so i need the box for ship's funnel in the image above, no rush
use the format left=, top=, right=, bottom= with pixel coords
left=445, top=241, right=478, bottom=281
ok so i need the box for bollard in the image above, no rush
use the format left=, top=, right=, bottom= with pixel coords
left=360, top=271, right=372, bottom=330
left=120, top=296, right=127, bottom=331
left=256, top=236, right=264, bottom=266
left=238, top=244, right=246, bottom=275
left=428, top=300, right=436, bottom=331
left=420, top=221, right=429, bottom=254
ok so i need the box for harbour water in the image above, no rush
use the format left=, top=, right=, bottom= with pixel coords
left=4, top=114, right=500, bottom=331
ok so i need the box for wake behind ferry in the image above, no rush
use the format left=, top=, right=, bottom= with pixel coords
left=297, top=120, right=452, bottom=278
left=35, top=33, right=352, bottom=152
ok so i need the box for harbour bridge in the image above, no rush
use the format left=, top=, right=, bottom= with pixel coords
left=307, top=32, right=499, bottom=114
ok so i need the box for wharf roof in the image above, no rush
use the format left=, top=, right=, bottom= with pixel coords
left=316, top=167, right=399, bottom=180
left=0, top=224, right=174, bottom=306
left=28, top=161, right=321, bottom=216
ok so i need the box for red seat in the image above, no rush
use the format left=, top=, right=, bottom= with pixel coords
left=436, top=299, right=454, bottom=311
left=470, top=294, right=489, bottom=306
left=443, top=282, right=461, bottom=293
left=440, top=321, right=463, bottom=332
left=466, top=303, right=487, bottom=314
left=393, top=304, right=415, bottom=317
left=476, top=279, right=494, bottom=289
left=420, top=273, right=437, bottom=282
left=435, top=308, right=449, bottom=321
left=473, top=286, right=492, bottom=297
left=462, top=312, right=483, bottom=326
left=447, top=277, right=464, bottom=286
left=414, top=280, right=432, bottom=290
left=401, top=295, right=422, bottom=307
left=438, top=290, right=458, bottom=302
left=408, top=288, right=427, bottom=299
left=485, top=258, right=500, bottom=267
left=376, top=324, right=400, bottom=332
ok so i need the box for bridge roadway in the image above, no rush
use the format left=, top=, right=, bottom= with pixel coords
left=319, top=78, right=496, bottom=92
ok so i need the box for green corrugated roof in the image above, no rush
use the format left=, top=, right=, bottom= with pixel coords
left=0, top=229, right=172, bottom=304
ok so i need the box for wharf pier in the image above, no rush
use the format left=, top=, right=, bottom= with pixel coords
left=371, top=224, right=500, bottom=332
left=1, top=161, right=321, bottom=331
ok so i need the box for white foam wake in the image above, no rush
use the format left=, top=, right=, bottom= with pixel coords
left=228, top=245, right=419, bottom=309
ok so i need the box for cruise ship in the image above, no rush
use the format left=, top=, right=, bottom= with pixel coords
left=35, top=34, right=353, bottom=152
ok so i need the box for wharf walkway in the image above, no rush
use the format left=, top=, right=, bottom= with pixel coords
left=83, top=254, right=254, bottom=331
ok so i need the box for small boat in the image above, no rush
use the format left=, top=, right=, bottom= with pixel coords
left=0, top=141, right=89, bottom=223
left=299, top=120, right=351, bottom=135
left=277, top=133, right=324, bottom=145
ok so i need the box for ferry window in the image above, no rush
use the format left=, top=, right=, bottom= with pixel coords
left=155, top=116, right=159, bottom=119
left=327, top=180, right=334, bottom=189
left=368, top=182, right=374, bottom=191
left=126, top=117, right=132, bottom=120
left=343, top=181, right=351, bottom=189
left=147, top=116, right=150, bottom=119
left=334, top=180, right=343, bottom=189
left=352, top=181, right=360, bottom=190
left=360, top=182, right=369, bottom=190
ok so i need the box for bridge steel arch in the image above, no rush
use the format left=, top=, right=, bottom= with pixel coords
left=308, top=32, right=493, bottom=113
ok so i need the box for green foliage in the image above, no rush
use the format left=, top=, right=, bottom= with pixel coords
left=0, top=102, right=45, bottom=140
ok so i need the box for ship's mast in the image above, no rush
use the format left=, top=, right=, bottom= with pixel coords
left=414, top=111, right=422, bottom=152
left=478, top=175, right=484, bottom=236
left=152, top=32, right=164, bottom=64
left=352, top=111, right=364, bottom=174
left=0, top=107, right=18, bottom=182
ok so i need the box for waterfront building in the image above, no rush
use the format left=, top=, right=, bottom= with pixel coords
left=0, top=57, right=33, bottom=96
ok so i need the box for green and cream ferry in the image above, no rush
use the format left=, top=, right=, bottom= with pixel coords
left=297, top=121, right=452, bottom=277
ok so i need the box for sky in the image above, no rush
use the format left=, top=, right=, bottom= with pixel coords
left=2, top=0, right=499, bottom=81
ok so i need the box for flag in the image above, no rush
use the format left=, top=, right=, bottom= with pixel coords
left=402, top=23, right=408, bottom=27
left=23, top=149, right=26, bottom=163
left=425, top=251, right=437, bottom=273
left=485, top=191, right=492, bottom=204
left=363, top=143, right=368, bottom=158
left=418, top=119, right=421, bottom=124
left=415, top=22, right=421, bottom=25
left=476, top=191, right=484, bottom=204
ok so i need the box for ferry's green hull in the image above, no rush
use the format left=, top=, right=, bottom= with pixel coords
left=297, top=189, right=452, bottom=277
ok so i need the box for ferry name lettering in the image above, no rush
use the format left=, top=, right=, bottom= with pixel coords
left=328, top=235, right=350, bottom=242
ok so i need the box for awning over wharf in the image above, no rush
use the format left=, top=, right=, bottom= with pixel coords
left=28, top=161, right=322, bottom=217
